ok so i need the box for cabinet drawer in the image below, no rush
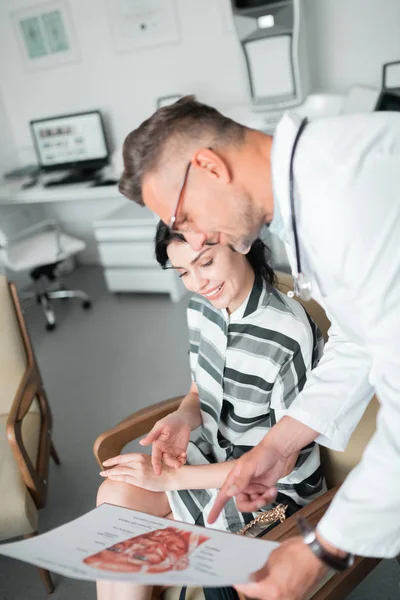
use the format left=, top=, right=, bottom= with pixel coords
left=94, top=225, right=156, bottom=242
left=104, top=267, right=176, bottom=292
left=98, top=242, right=157, bottom=266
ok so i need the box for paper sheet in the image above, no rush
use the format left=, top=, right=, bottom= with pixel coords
left=0, top=504, right=278, bottom=587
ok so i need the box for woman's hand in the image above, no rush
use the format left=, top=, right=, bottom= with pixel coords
left=100, top=453, right=175, bottom=492
left=139, top=412, right=192, bottom=476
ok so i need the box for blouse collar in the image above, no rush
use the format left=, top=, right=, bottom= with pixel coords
left=223, top=274, right=270, bottom=323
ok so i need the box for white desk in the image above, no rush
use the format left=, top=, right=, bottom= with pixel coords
left=0, top=179, right=127, bottom=265
left=0, top=179, right=122, bottom=205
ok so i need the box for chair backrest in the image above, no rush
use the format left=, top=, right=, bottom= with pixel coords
left=0, top=275, right=52, bottom=509
left=0, top=207, right=46, bottom=258
left=0, top=276, right=32, bottom=416
left=275, top=271, right=379, bottom=489
left=0, top=276, right=41, bottom=540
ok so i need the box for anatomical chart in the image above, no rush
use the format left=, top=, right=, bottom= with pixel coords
left=0, top=503, right=279, bottom=586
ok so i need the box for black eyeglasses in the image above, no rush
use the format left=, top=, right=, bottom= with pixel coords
left=168, top=162, right=192, bottom=233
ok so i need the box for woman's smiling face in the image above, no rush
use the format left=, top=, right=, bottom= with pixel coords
left=167, top=241, right=254, bottom=312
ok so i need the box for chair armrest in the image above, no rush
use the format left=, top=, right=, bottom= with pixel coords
left=93, top=396, right=184, bottom=467
left=261, top=486, right=339, bottom=544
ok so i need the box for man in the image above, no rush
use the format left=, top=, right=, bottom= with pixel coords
left=119, top=96, right=400, bottom=600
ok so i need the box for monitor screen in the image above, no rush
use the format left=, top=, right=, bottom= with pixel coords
left=234, top=0, right=281, bottom=9
left=375, top=91, right=400, bottom=112
left=30, top=110, right=109, bottom=171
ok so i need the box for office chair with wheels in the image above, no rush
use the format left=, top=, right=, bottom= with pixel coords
left=0, top=219, right=92, bottom=331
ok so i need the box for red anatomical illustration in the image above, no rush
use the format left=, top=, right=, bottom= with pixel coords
left=83, top=526, right=209, bottom=574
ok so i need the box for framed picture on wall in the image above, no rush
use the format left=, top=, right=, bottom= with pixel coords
left=106, top=0, right=180, bottom=53
left=10, top=0, right=80, bottom=72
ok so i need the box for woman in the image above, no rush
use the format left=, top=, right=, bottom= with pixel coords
left=96, top=223, right=325, bottom=600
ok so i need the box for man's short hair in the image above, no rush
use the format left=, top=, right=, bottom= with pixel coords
left=118, top=95, right=245, bottom=206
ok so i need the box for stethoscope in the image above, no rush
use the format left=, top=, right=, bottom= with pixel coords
left=286, top=117, right=313, bottom=302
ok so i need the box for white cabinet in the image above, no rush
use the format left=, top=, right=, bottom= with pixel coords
left=93, top=202, right=186, bottom=302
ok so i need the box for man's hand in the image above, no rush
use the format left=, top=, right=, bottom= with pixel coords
left=208, top=441, right=292, bottom=523
left=235, top=536, right=329, bottom=600
left=208, top=416, right=317, bottom=524
left=139, top=412, right=192, bottom=476
left=100, top=453, right=175, bottom=492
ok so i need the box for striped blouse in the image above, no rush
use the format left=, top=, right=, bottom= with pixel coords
left=166, top=274, right=326, bottom=533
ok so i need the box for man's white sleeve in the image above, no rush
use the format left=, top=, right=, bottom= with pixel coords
left=286, top=315, right=374, bottom=451
left=314, top=152, right=400, bottom=556
left=317, top=368, right=400, bottom=557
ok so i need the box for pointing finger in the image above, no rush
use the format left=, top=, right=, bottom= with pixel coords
left=207, top=463, right=251, bottom=523
left=207, top=487, right=231, bottom=524
left=151, top=444, right=163, bottom=476
left=140, top=424, right=163, bottom=446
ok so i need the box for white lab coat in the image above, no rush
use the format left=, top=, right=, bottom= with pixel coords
left=270, top=111, right=400, bottom=558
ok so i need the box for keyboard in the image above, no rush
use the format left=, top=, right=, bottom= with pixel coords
left=91, top=179, right=118, bottom=187
left=44, top=172, right=99, bottom=187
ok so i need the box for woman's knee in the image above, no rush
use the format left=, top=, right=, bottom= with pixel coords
left=96, top=479, right=171, bottom=517
left=96, top=478, right=139, bottom=508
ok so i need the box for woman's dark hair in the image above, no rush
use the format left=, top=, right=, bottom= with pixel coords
left=154, top=221, right=276, bottom=286
left=246, top=238, right=276, bottom=286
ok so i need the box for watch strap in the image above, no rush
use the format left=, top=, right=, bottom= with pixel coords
left=297, top=516, right=354, bottom=572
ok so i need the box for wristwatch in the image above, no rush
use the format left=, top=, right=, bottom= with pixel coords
left=297, top=516, right=355, bottom=572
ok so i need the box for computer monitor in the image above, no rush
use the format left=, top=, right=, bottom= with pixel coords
left=30, top=110, right=109, bottom=174
left=375, top=89, right=400, bottom=112
left=374, top=60, right=400, bottom=114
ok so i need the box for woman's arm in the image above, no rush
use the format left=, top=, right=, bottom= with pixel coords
left=174, top=381, right=202, bottom=430
left=101, top=451, right=301, bottom=495
left=168, top=459, right=237, bottom=491
left=166, top=447, right=300, bottom=492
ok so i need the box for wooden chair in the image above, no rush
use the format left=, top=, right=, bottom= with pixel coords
left=0, top=276, right=60, bottom=593
left=93, top=272, right=380, bottom=600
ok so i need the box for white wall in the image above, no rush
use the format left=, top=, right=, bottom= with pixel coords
left=0, top=0, right=250, bottom=265
left=1, top=0, right=400, bottom=159
left=1, top=0, right=399, bottom=269
left=306, top=0, right=400, bottom=93
left=0, top=89, right=17, bottom=172
left=0, top=0, right=249, bottom=157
